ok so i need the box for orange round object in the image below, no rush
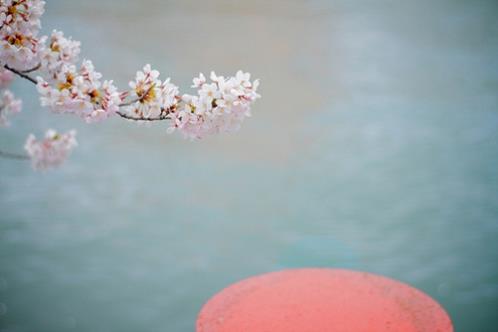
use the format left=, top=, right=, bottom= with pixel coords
left=197, top=269, right=453, bottom=332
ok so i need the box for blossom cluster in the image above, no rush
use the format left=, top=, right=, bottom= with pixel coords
left=123, top=64, right=179, bottom=119
left=0, top=67, right=21, bottom=126
left=39, top=29, right=81, bottom=79
left=0, top=0, right=46, bottom=70
left=167, top=71, right=260, bottom=139
left=0, top=88, right=22, bottom=126
left=122, top=66, right=260, bottom=139
left=37, top=60, right=121, bottom=123
left=24, top=129, right=77, bottom=170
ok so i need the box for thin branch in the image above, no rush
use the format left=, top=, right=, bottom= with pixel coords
left=4, top=65, right=37, bottom=84
left=116, top=111, right=171, bottom=121
left=20, top=63, right=41, bottom=73
left=0, top=149, right=29, bottom=160
left=118, top=99, right=139, bottom=107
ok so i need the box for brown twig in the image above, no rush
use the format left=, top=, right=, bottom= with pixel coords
left=20, top=63, right=41, bottom=73
left=0, top=149, right=29, bottom=160
left=116, top=111, right=171, bottom=121
left=118, top=98, right=139, bottom=107
left=4, top=65, right=37, bottom=84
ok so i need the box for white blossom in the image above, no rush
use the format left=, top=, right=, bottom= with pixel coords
left=24, top=129, right=77, bottom=170
left=0, top=89, right=21, bottom=126
left=199, top=82, right=221, bottom=105
left=192, top=73, right=206, bottom=88
left=124, top=64, right=180, bottom=119
left=39, top=30, right=80, bottom=79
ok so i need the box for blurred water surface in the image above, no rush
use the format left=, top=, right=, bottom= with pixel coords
left=1, top=0, right=498, bottom=331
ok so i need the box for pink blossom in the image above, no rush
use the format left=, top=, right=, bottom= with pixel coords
left=0, top=67, right=14, bottom=89
left=0, top=1, right=46, bottom=70
left=0, top=27, right=43, bottom=70
left=0, top=89, right=22, bottom=126
left=24, top=129, right=77, bottom=170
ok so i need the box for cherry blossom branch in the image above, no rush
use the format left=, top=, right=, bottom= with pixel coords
left=0, top=96, right=26, bottom=161
left=115, top=110, right=171, bottom=121
left=20, top=63, right=41, bottom=73
left=0, top=149, right=29, bottom=160
left=4, top=64, right=175, bottom=122
left=0, top=0, right=260, bottom=170
left=118, top=99, right=138, bottom=107
left=116, top=110, right=169, bottom=121
left=3, top=65, right=37, bottom=84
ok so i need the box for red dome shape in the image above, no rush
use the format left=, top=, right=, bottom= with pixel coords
left=197, top=269, right=453, bottom=332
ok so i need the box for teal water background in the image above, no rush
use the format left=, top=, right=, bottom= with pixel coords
left=1, top=0, right=498, bottom=331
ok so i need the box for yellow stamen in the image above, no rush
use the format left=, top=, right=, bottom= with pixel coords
left=89, top=89, right=101, bottom=103
left=7, top=33, right=25, bottom=47
left=7, top=5, right=18, bottom=17
left=137, top=84, right=156, bottom=103
left=57, top=73, right=75, bottom=91
left=50, top=42, right=60, bottom=52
